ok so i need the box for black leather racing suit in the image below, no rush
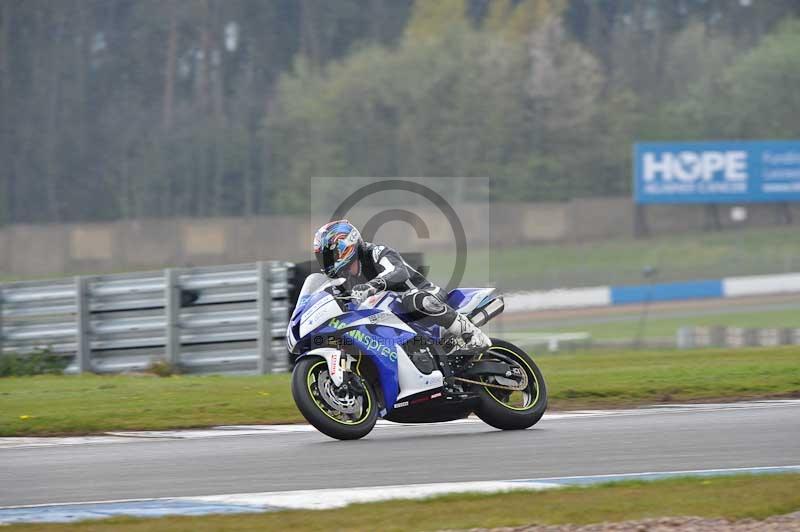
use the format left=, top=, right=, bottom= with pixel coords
left=341, top=242, right=457, bottom=329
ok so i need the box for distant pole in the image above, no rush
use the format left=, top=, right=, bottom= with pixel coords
left=730, top=206, right=748, bottom=267
left=0, top=285, right=5, bottom=359
left=634, top=204, right=649, bottom=238
left=634, top=266, right=658, bottom=349
left=257, top=261, right=273, bottom=374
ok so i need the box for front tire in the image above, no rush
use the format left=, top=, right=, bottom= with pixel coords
left=473, top=339, right=547, bottom=430
left=291, top=356, right=378, bottom=440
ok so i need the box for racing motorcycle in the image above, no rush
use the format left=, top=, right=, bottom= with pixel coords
left=287, top=273, right=547, bottom=440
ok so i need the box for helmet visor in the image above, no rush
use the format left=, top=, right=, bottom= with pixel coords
left=317, top=246, right=338, bottom=276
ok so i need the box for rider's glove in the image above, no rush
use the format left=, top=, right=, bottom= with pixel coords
left=351, top=284, right=377, bottom=304
left=351, top=282, right=380, bottom=304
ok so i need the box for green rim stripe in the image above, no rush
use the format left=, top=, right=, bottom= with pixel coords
left=482, top=345, right=540, bottom=412
left=306, top=359, right=373, bottom=426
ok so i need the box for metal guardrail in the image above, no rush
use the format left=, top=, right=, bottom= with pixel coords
left=0, top=261, right=291, bottom=374
left=676, top=325, right=800, bottom=349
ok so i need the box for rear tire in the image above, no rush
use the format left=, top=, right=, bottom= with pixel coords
left=473, top=339, right=547, bottom=430
left=291, top=356, right=378, bottom=440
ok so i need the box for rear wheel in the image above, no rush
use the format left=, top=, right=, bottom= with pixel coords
left=473, top=339, right=547, bottom=430
left=291, top=356, right=378, bottom=440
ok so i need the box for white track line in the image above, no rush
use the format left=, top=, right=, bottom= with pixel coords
left=1, top=465, right=799, bottom=525
left=2, top=399, right=799, bottom=449
left=180, top=464, right=800, bottom=510
left=183, top=480, right=560, bottom=510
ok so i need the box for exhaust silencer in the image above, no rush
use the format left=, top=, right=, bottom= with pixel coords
left=468, top=296, right=505, bottom=327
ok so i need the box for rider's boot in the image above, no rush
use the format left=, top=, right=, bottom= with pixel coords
left=444, top=313, right=491, bottom=353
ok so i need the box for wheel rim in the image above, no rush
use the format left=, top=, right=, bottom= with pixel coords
left=306, top=360, right=372, bottom=425
left=478, top=346, right=540, bottom=411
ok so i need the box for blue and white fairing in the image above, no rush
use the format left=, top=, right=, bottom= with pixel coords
left=287, top=274, right=498, bottom=414
left=288, top=274, right=428, bottom=411
left=446, top=287, right=497, bottom=315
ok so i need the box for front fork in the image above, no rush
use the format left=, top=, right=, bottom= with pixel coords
left=303, top=347, right=359, bottom=387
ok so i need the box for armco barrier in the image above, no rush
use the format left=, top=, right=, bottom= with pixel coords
left=0, top=262, right=291, bottom=374
left=3, top=265, right=798, bottom=371
left=504, top=271, right=800, bottom=313
left=676, top=326, right=800, bottom=349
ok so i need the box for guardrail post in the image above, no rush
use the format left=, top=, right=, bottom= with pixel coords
left=779, top=328, right=793, bottom=345
left=710, top=326, right=726, bottom=347
left=275, top=262, right=291, bottom=372
left=165, top=268, right=181, bottom=367
left=0, top=286, right=4, bottom=358
left=75, top=276, right=92, bottom=373
left=676, top=326, right=694, bottom=349
left=257, top=261, right=272, bottom=374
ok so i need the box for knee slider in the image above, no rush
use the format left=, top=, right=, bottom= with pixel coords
left=419, top=294, right=446, bottom=316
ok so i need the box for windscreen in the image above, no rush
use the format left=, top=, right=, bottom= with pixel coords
left=297, top=273, right=333, bottom=302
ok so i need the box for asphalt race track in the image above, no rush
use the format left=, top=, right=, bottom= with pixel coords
left=2, top=401, right=799, bottom=508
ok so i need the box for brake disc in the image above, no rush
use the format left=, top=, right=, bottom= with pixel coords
left=317, top=370, right=361, bottom=415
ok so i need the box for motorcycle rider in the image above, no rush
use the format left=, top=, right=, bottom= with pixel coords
left=313, top=219, right=491, bottom=352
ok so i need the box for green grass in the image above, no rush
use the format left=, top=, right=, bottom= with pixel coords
left=536, top=345, right=800, bottom=408
left=518, top=307, right=800, bottom=341
left=425, top=225, right=800, bottom=289
left=0, top=373, right=298, bottom=436
left=1, top=346, right=799, bottom=436
left=5, top=474, right=800, bottom=531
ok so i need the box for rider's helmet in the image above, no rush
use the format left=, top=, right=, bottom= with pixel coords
left=313, top=220, right=362, bottom=277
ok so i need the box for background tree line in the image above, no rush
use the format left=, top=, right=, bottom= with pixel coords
left=1, top=0, right=799, bottom=224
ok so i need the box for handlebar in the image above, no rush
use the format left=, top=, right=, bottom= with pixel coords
left=332, top=290, right=386, bottom=303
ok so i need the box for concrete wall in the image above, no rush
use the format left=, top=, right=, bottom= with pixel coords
left=0, top=198, right=797, bottom=278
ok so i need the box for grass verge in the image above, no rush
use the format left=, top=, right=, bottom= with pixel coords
left=0, top=373, right=296, bottom=436
left=1, top=345, right=798, bottom=436
left=4, top=474, right=800, bottom=532
left=537, top=345, right=800, bottom=409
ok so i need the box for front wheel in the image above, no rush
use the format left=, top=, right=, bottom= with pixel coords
left=473, top=339, right=547, bottom=430
left=291, top=356, right=378, bottom=440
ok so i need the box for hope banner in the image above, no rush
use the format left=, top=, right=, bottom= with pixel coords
left=633, top=140, right=800, bottom=204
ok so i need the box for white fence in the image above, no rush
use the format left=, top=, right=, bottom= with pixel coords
left=0, top=262, right=291, bottom=374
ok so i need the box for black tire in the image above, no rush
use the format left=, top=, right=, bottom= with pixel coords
left=291, top=356, right=378, bottom=440
left=473, top=339, right=547, bottom=430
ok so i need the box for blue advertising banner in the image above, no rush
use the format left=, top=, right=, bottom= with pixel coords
left=633, top=140, right=800, bottom=204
